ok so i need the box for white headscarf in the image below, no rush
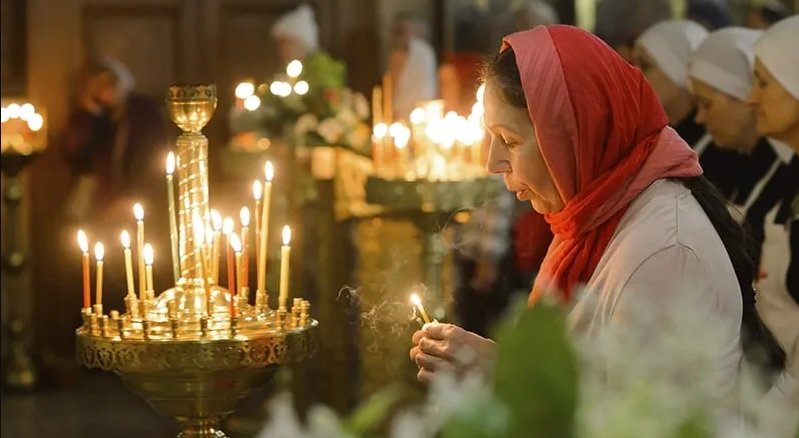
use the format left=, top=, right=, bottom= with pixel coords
left=100, top=58, right=135, bottom=96
left=394, top=37, right=437, bottom=120
left=754, top=15, right=799, bottom=99
left=688, top=27, right=763, bottom=101
left=271, top=4, right=319, bottom=53
left=637, top=19, right=709, bottom=89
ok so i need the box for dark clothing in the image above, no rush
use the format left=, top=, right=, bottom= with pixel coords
left=731, top=138, right=779, bottom=206
left=675, top=113, right=743, bottom=200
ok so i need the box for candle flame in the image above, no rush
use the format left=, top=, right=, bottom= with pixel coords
left=286, top=59, right=303, bottom=78
left=282, top=225, right=291, bottom=245
left=476, top=83, right=486, bottom=103
left=211, top=209, right=223, bottom=231
left=230, top=233, right=242, bottom=253
left=240, top=207, right=250, bottom=227
left=410, top=293, right=422, bottom=307
left=252, top=180, right=262, bottom=200
left=94, top=242, right=105, bottom=261
left=120, top=230, right=131, bottom=248
left=223, top=217, right=235, bottom=235
left=133, top=203, right=144, bottom=221
left=166, top=152, right=175, bottom=175
left=264, top=161, right=274, bottom=182
left=143, top=243, right=154, bottom=265
left=77, top=230, right=89, bottom=253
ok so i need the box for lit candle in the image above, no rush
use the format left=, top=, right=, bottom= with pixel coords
left=133, top=203, right=145, bottom=298
left=257, top=162, right=273, bottom=293
left=372, top=85, right=383, bottom=126
left=120, top=231, right=135, bottom=297
left=94, top=242, right=105, bottom=309
left=410, top=293, right=431, bottom=324
left=240, top=207, right=250, bottom=289
left=77, top=230, right=90, bottom=309
left=211, top=209, right=222, bottom=283
left=223, top=218, right=235, bottom=294
left=143, top=243, right=154, bottom=295
left=382, top=74, right=393, bottom=126
left=165, top=152, right=180, bottom=283
left=278, top=225, right=292, bottom=310
left=252, top=180, right=262, bottom=268
left=230, top=233, right=244, bottom=316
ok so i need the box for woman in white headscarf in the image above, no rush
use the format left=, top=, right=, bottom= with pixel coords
left=745, top=15, right=799, bottom=438
left=388, top=12, right=437, bottom=121
left=635, top=19, right=742, bottom=198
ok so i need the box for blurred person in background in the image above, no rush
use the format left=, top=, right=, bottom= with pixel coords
left=386, top=12, right=437, bottom=121
left=594, top=0, right=673, bottom=62
left=512, top=0, right=559, bottom=31
left=635, top=20, right=742, bottom=198
left=747, top=0, right=790, bottom=29
left=687, top=0, right=733, bottom=30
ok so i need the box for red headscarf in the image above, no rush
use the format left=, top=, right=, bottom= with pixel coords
left=500, top=26, right=703, bottom=303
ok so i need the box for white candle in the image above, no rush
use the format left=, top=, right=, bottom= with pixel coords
left=230, top=233, right=243, bottom=297
left=134, top=203, right=145, bottom=298
left=253, top=180, right=262, bottom=269
left=143, top=243, right=154, bottom=295
left=78, top=230, right=90, bottom=309
left=257, top=162, right=273, bottom=293
left=211, top=209, right=222, bottom=283
left=120, top=231, right=135, bottom=297
left=278, top=225, right=292, bottom=310
left=165, top=152, right=180, bottom=282
left=94, top=242, right=105, bottom=307
left=240, top=207, right=250, bottom=289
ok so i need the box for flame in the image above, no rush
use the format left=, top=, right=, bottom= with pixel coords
left=166, top=152, right=175, bottom=175
left=282, top=225, right=291, bottom=245
left=234, top=81, right=255, bottom=99
left=120, top=230, right=131, bottom=248
left=133, top=203, right=144, bottom=221
left=252, top=180, right=262, bottom=200
left=94, top=242, right=105, bottom=261
left=211, top=209, right=223, bottom=231
left=230, top=233, right=242, bottom=253
left=143, top=243, right=154, bottom=265
left=223, top=217, right=235, bottom=235
left=240, top=207, right=250, bottom=227
left=410, top=293, right=422, bottom=307
left=264, top=161, right=274, bottom=182
left=286, top=59, right=303, bottom=78
left=77, top=230, right=89, bottom=253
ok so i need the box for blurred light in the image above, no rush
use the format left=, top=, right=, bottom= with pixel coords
left=7, top=103, right=21, bottom=119
left=476, top=83, right=486, bottom=103
left=373, top=122, right=388, bottom=138
left=409, top=108, right=426, bottom=124
left=293, top=81, right=309, bottom=95
left=243, top=95, right=261, bottom=111
left=235, top=82, right=255, bottom=99
left=27, top=113, right=44, bottom=132
left=0, top=107, right=8, bottom=123
left=286, top=60, right=303, bottom=78
left=19, top=103, right=35, bottom=121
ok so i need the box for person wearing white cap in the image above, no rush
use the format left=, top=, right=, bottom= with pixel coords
left=745, top=15, right=799, bottom=438
left=635, top=19, right=742, bottom=198
left=270, top=4, right=345, bottom=90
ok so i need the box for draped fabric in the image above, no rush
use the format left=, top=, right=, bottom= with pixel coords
left=500, top=26, right=703, bottom=302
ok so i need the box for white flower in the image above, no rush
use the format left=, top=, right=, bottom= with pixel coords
left=317, top=117, right=344, bottom=144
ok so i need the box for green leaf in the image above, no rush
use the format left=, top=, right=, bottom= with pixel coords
left=442, top=391, right=510, bottom=438
left=342, top=385, right=405, bottom=436
left=492, top=300, right=579, bottom=438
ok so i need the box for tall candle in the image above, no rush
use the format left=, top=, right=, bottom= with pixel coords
left=134, top=203, right=145, bottom=298
left=143, top=243, right=154, bottom=295
left=257, top=162, right=273, bottom=293
left=211, top=210, right=222, bottom=283
left=192, top=211, right=211, bottom=314
left=165, top=152, right=180, bottom=283
left=252, top=180, right=262, bottom=269
left=372, top=85, right=383, bottom=126
left=223, top=218, right=235, bottom=293
left=230, top=233, right=242, bottom=316
left=94, top=242, right=105, bottom=308
left=382, top=74, right=393, bottom=126
left=240, top=207, right=250, bottom=289
left=77, top=230, right=90, bottom=309
left=120, top=231, right=135, bottom=297
left=278, top=225, right=292, bottom=310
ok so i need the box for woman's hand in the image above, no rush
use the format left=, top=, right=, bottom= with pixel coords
left=409, top=323, right=496, bottom=382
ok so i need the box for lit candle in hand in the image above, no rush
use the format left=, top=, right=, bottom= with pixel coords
left=211, top=209, right=222, bottom=283
left=252, top=180, right=262, bottom=268
left=278, top=225, right=292, bottom=311
left=94, top=242, right=105, bottom=310
left=77, top=230, right=90, bottom=309
left=257, top=162, right=273, bottom=293
left=143, top=243, right=154, bottom=296
left=410, top=293, right=431, bottom=324
left=240, top=207, right=250, bottom=289
left=134, top=203, right=145, bottom=298
left=223, top=217, right=235, bottom=294
left=120, top=231, right=135, bottom=297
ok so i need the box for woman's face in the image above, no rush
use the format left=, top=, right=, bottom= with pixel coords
left=690, top=78, right=758, bottom=151
left=483, top=80, right=564, bottom=214
left=748, top=58, right=799, bottom=142
left=633, top=45, right=685, bottom=113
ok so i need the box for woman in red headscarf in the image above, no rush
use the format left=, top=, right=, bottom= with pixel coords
left=410, top=25, right=784, bottom=395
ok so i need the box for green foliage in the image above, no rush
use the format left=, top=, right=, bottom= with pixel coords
left=492, top=300, right=579, bottom=438
left=342, top=385, right=405, bottom=437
